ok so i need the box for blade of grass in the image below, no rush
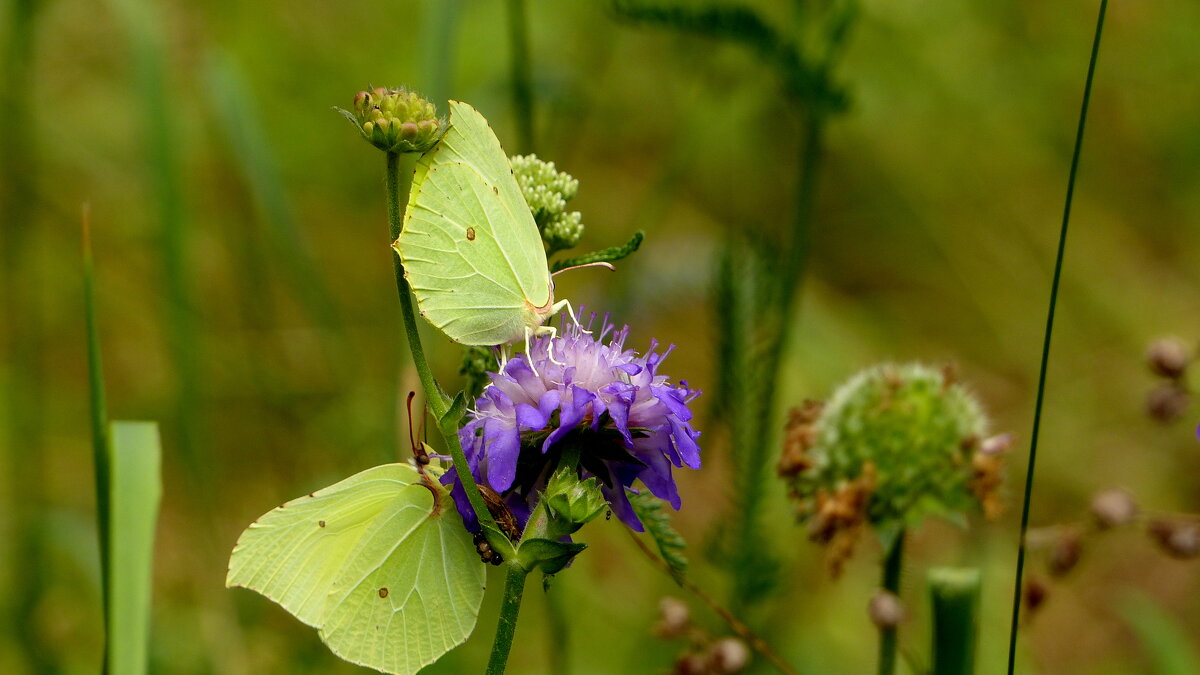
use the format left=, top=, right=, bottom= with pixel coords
left=2, top=0, right=49, bottom=668
left=1006, top=1, right=1109, bottom=671
left=202, top=51, right=349, bottom=370
left=106, top=0, right=204, bottom=484
left=84, top=205, right=111, bottom=620
left=422, top=0, right=462, bottom=108
left=506, top=0, right=534, bottom=153
left=105, top=421, right=163, bottom=675
left=1120, top=593, right=1200, bottom=675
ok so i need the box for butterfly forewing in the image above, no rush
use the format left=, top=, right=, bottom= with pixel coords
left=396, top=100, right=552, bottom=345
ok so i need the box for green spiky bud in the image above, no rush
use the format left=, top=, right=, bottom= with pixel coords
left=509, top=153, right=585, bottom=255
left=786, top=363, right=1005, bottom=556
left=542, top=465, right=608, bottom=534
left=339, top=86, right=446, bottom=154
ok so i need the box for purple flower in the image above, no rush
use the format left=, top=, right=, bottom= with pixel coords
left=444, top=315, right=702, bottom=533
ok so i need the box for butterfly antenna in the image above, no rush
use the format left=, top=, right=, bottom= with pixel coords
left=405, top=391, right=430, bottom=468
left=550, top=261, right=615, bottom=277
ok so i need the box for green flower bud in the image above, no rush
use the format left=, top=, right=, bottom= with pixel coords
left=509, top=153, right=585, bottom=255
left=339, top=86, right=446, bottom=154
left=786, top=363, right=1005, bottom=565
left=459, top=345, right=494, bottom=402
left=543, top=466, right=608, bottom=533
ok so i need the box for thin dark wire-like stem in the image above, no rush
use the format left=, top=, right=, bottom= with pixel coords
left=1006, top=1, right=1108, bottom=670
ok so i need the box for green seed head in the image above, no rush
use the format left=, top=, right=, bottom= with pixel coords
left=786, top=363, right=1005, bottom=550
left=509, top=153, right=585, bottom=255
left=341, top=86, right=446, bottom=154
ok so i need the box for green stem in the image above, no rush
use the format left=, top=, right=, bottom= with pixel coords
left=505, top=0, right=534, bottom=153
left=486, top=562, right=531, bottom=675
left=1006, top=2, right=1107, bottom=672
left=878, top=531, right=905, bottom=675
left=545, top=584, right=569, bottom=675
left=383, top=152, right=500, bottom=539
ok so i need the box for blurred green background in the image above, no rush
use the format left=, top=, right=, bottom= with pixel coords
left=2, top=0, right=1199, bottom=672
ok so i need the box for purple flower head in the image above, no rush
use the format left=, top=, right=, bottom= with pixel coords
left=444, top=313, right=702, bottom=533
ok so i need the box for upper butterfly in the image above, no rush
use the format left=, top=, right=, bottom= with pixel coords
left=393, top=101, right=567, bottom=346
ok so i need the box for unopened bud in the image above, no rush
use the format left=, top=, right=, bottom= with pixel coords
left=655, top=597, right=690, bottom=639
left=1147, top=337, right=1190, bottom=380
left=868, top=590, right=905, bottom=629
left=1090, top=489, right=1137, bottom=529
left=980, top=433, right=1014, bottom=455
left=340, top=86, right=446, bottom=154
left=1148, top=518, right=1200, bottom=560
left=673, top=654, right=707, bottom=675
left=1047, top=530, right=1083, bottom=577
left=1146, top=384, right=1189, bottom=423
left=708, top=638, right=750, bottom=673
left=1023, top=578, right=1048, bottom=617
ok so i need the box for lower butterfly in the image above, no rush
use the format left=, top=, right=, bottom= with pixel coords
left=226, top=463, right=485, bottom=675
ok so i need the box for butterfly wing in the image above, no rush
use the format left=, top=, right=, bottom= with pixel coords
left=396, top=101, right=552, bottom=345
left=226, top=464, right=485, bottom=675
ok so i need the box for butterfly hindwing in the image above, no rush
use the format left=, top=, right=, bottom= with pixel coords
left=226, top=463, right=486, bottom=675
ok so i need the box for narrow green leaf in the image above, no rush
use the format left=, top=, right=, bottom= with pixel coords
left=629, top=492, right=688, bottom=583
left=106, top=421, right=163, bottom=675
left=203, top=52, right=347, bottom=343
left=516, top=538, right=588, bottom=576
left=550, top=231, right=644, bottom=272
left=1121, top=593, right=1200, bottom=675
left=83, top=211, right=111, bottom=614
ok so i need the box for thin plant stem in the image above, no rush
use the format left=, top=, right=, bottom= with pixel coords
left=505, top=0, right=534, bottom=153
left=628, top=531, right=798, bottom=675
left=486, top=562, right=532, bottom=675
left=383, top=151, right=501, bottom=540
left=878, top=531, right=905, bottom=675
left=1006, top=1, right=1108, bottom=671
left=83, top=205, right=111, bottom=615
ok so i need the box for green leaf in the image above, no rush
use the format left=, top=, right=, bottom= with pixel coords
left=516, top=538, right=588, bottom=576
left=227, top=463, right=485, bottom=675
left=550, top=231, right=644, bottom=273
left=629, top=492, right=688, bottom=583
left=106, top=421, right=163, bottom=675
left=440, top=390, right=469, bottom=436
left=1121, top=592, right=1200, bottom=675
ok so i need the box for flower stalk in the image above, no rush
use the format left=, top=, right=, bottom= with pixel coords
left=878, top=531, right=905, bottom=675
left=383, top=151, right=503, bottom=548
left=486, top=562, right=531, bottom=675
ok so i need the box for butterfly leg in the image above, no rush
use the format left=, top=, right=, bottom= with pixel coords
left=524, top=327, right=540, bottom=377
left=553, top=299, right=592, bottom=335
left=533, top=324, right=567, bottom=366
